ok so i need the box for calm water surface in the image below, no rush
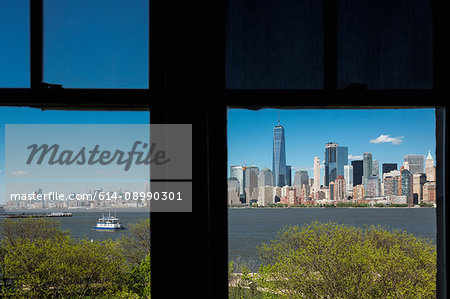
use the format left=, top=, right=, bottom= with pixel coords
left=1, top=210, right=150, bottom=241
left=228, top=207, right=436, bottom=266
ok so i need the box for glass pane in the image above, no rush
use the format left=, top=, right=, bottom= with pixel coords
left=0, top=1, right=30, bottom=87
left=0, top=107, right=150, bottom=296
left=44, top=0, right=149, bottom=88
left=226, top=0, right=323, bottom=89
left=338, top=0, right=433, bottom=89
left=228, top=108, right=437, bottom=297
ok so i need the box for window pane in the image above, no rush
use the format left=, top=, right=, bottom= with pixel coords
left=44, top=0, right=149, bottom=88
left=0, top=107, right=150, bottom=296
left=226, top=0, right=323, bottom=89
left=228, top=108, right=437, bottom=297
left=338, top=0, right=433, bottom=89
left=0, top=1, right=30, bottom=87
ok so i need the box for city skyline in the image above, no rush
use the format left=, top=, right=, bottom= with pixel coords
left=227, top=108, right=436, bottom=185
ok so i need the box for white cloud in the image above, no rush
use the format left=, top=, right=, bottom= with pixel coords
left=12, top=170, right=28, bottom=176
left=369, top=134, right=404, bottom=145
left=348, top=155, right=363, bottom=160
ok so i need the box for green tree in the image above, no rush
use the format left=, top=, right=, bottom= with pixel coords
left=0, top=218, right=69, bottom=247
left=257, top=222, right=436, bottom=298
left=1, top=235, right=127, bottom=298
left=124, top=254, right=151, bottom=298
left=119, top=219, right=150, bottom=265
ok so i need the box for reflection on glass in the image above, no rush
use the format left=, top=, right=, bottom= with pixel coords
left=44, top=0, right=149, bottom=88
left=0, top=0, right=30, bottom=87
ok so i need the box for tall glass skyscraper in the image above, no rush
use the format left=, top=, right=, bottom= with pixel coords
left=324, top=142, right=348, bottom=186
left=363, top=152, right=373, bottom=189
left=273, top=124, right=287, bottom=187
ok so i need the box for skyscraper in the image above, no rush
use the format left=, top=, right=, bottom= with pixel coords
left=273, top=124, right=287, bottom=187
left=425, top=150, right=435, bottom=181
left=258, top=168, right=274, bottom=187
left=404, top=155, right=424, bottom=174
left=230, top=165, right=245, bottom=201
left=400, top=167, right=413, bottom=206
left=324, top=142, right=348, bottom=186
left=382, top=163, right=397, bottom=175
left=286, top=165, right=292, bottom=186
left=314, top=156, right=320, bottom=192
left=363, top=152, right=373, bottom=189
left=344, top=165, right=353, bottom=193
left=351, top=160, right=363, bottom=186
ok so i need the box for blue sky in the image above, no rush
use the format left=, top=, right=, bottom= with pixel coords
left=227, top=108, right=436, bottom=182
left=0, top=108, right=149, bottom=204
left=0, top=0, right=148, bottom=88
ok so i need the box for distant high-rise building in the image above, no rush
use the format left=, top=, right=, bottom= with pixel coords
left=372, top=160, right=379, bottom=177
left=351, top=160, right=363, bottom=186
left=230, top=165, right=245, bottom=201
left=314, top=156, right=320, bottom=191
left=273, top=124, right=287, bottom=187
left=344, top=165, right=353, bottom=193
left=258, top=168, right=274, bottom=187
left=227, top=177, right=240, bottom=206
left=400, top=167, right=414, bottom=206
left=286, top=165, right=292, bottom=186
left=404, top=155, right=424, bottom=174
left=425, top=150, right=435, bottom=181
left=324, top=142, right=348, bottom=186
left=412, top=173, right=426, bottom=204
left=244, top=165, right=259, bottom=203
left=294, top=170, right=309, bottom=187
left=335, top=175, right=347, bottom=201
left=365, top=177, right=381, bottom=198
left=363, top=152, right=373, bottom=189
left=382, top=163, right=397, bottom=175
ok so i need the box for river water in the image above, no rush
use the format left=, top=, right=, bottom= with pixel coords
left=0, top=210, right=150, bottom=241
left=228, top=207, right=436, bottom=267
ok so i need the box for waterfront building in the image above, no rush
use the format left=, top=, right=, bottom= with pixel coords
left=314, top=156, right=320, bottom=191
left=365, top=176, right=381, bottom=198
left=244, top=164, right=259, bottom=204
left=258, top=186, right=275, bottom=206
left=362, top=152, right=373, bottom=190
left=404, top=155, right=424, bottom=174
left=351, top=160, right=363, bottom=186
left=273, top=124, right=287, bottom=187
left=329, top=181, right=335, bottom=201
left=353, top=184, right=364, bottom=199
left=422, top=181, right=436, bottom=204
left=412, top=173, right=427, bottom=204
left=227, top=177, right=240, bottom=206
left=335, top=175, right=347, bottom=201
left=294, top=170, right=309, bottom=188
left=258, top=168, right=274, bottom=187
left=286, top=165, right=292, bottom=186
left=324, top=142, right=348, bottom=186
left=230, top=165, right=245, bottom=202
left=400, top=167, right=414, bottom=206
left=344, top=165, right=353, bottom=194
left=383, top=175, right=400, bottom=197
left=425, top=150, right=436, bottom=181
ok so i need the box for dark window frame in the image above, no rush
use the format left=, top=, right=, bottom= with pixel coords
left=0, top=0, right=446, bottom=298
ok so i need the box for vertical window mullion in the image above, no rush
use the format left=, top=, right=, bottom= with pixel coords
left=30, top=0, right=43, bottom=90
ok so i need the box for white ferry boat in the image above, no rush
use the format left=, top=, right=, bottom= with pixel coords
left=92, top=212, right=125, bottom=231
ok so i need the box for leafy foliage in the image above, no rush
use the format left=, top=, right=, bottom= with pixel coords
left=257, top=222, right=436, bottom=298
left=0, top=218, right=151, bottom=298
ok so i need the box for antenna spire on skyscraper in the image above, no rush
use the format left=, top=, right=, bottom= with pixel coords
left=278, top=110, right=280, bottom=126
